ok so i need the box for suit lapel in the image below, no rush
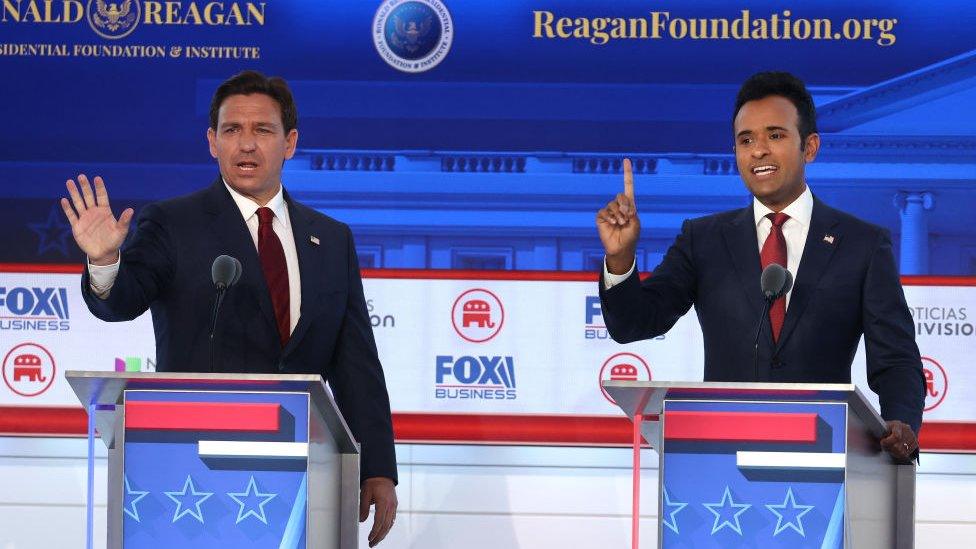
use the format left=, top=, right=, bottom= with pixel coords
left=775, top=198, right=841, bottom=350
left=203, top=178, right=278, bottom=342
left=282, top=193, right=322, bottom=359
left=722, top=206, right=766, bottom=332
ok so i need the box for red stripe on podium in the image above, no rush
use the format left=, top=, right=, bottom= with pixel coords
left=663, top=411, right=818, bottom=443
left=124, top=401, right=281, bottom=432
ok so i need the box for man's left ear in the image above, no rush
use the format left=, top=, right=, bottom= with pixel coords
left=285, top=129, right=298, bottom=160
left=804, top=133, right=820, bottom=163
left=207, top=127, right=218, bottom=159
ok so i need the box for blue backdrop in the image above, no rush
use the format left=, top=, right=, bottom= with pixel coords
left=2, top=0, right=974, bottom=274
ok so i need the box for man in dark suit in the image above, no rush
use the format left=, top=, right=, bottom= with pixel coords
left=596, top=72, right=924, bottom=462
left=60, top=71, right=397, bottom=546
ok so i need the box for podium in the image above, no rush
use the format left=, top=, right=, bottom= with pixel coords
left=66, top=371, right=361, bottom=549
left=603, top=381, right=916, bottom=548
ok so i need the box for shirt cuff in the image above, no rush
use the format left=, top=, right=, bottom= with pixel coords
left=88, top=253, right=121, bottom=299
left=603, top=257, right=636, bottom=290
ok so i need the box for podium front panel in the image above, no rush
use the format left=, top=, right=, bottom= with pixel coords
left=121, top=389, right=312, bottom=548
left=659, top=399, right=848, bottom=548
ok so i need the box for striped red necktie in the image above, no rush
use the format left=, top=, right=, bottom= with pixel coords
left=256, top=207, right=290, bottom=347
left=760, top=212, right=790, bottom=342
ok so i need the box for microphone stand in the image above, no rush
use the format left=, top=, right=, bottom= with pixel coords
left=208, top=284, right=227, bottom=373
left=753, top=297, right=773, bottom=382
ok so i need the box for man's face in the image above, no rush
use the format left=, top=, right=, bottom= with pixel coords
left=207, top=93, right=298, bottom=205
left=733, top=95, right=819, bottom=211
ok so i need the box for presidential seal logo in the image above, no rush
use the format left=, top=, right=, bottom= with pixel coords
left=373, top=0, right=453, bottom=73
left=87, top=0, right=141, bottom=40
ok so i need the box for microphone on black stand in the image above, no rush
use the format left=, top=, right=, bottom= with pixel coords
left=209, top=255, right=242, bottom=372
left=753, top=263, right=793, bottom=381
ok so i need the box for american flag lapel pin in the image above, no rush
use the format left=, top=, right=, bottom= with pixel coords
left=310, top=235, right=320, bottom=246
left=823, top=234, right=835, bottom=245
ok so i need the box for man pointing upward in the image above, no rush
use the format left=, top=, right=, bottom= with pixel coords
left=596, top=71, right=924, bottom=462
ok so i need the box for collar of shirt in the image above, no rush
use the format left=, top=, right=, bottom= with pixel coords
left=222, top=179, right=290, bottom=229
left=752, top=184, right=813, bottom=230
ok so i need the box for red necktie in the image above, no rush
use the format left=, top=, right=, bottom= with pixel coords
left=760, top=212, right=790, bottom=342
left=257, top=207, right=290, bottom=347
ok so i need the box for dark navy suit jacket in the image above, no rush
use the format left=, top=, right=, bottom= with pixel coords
left=82, top=178, right=397, bottom=482
left=600, top=198, right=925, bottom=433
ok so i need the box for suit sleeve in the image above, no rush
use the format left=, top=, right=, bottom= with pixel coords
left=327, top=226, right=398, bottom=484
left=81, top=203, right=176, bottom=322
left=599, top=219, right=697, bottom=344
left=862, top=228, right=925, bottom=434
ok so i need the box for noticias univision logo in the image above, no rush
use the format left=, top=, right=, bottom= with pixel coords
left=0, top=287, right=70, bottom=331
left=115, top=356, right=156, bottom=372
left=434, top=355, right=516, bottom=400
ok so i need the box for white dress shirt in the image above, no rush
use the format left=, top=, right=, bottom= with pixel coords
left=88, top=181, right=302, bottom=334
left=604, top=186, right=814, bottom=310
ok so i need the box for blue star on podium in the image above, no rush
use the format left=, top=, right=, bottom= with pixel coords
left=122, top=475, right=149, bottom=522
left=661, top=487, right=688, bottom=534
left=28, top=206, right=72, bottom=257
left=227, top=476, right=278, bottom=525
left=766, top=487, right=814, bottom=536
left=703, top=485, right=751, bottom=535
left=164, top=475, right=214, bottom=524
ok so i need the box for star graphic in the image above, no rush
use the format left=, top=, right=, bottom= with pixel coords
left=122, top=475, right=149, bottom=522
left=661, top=487, right=688, bottom=534
left=227, top=476, right=277, bottom=525
left=28, top=205, right=73, bottom=257
left=766, top=487, right=815, bottom=536
left=703, top=486, right=751, bottom=535
left=164, top=475, right=214, bottom=524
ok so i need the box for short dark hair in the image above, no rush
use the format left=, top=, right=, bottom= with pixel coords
left=733, top=71, right=817, bottom=146
left=209, top=70, right=298, bottom=133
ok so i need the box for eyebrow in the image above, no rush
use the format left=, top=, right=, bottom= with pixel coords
left=736, top=126, right=791, bottom=138
left=219, top=121, right=279, bottom=129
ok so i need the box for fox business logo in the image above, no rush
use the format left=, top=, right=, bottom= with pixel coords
left=584, top=296, right=663, bottom=341
left=0, top=287, right=70, bottom=331
left=0, top=0, right=267, bottom=40
left=434, top=355, right=517, bottom=400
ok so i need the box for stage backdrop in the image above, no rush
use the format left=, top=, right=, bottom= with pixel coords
left=1, top=0, right=975, bottom=450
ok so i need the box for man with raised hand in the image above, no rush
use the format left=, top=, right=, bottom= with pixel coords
left=61, top=71, right=397, bottom=546
left=596, top=71, right=924, bottom=462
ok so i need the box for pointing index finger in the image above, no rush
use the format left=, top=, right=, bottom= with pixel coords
left=622, top=158, right=634, bottom=201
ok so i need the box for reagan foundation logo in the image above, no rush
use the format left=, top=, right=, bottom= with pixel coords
left=1, top=0, right=266, bottom=39
left=87, top=0, right=140, bottom=39
left=373, top=0, right=453, bottom=73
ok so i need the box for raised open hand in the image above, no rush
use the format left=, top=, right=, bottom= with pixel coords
left=60, top=174, right=134, bottom=265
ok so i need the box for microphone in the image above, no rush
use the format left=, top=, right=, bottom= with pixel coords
left=209, top=255, right=242, bottom=371
left=760, top=263, right=793, bottom=300
left=212, top=254, right=242, bottom=291
left=754, top=263, right=793, bottom=380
